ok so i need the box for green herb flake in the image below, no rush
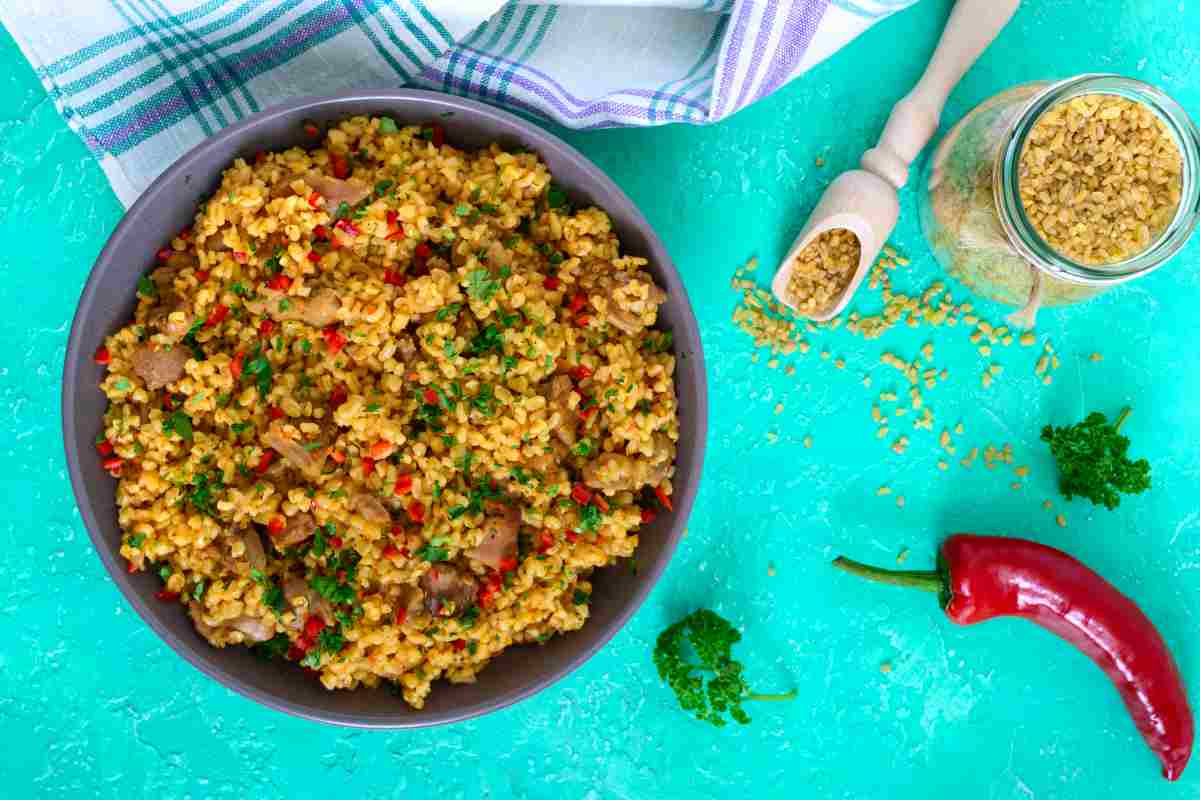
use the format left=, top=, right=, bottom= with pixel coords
left=378, top=117, right=399, bottom=133
left=572, top=590, right=590, bottom=606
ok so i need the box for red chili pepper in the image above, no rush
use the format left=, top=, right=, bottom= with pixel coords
left=578, top=401, right=597, bottom=421
left=329, top=536, right=344, bottom=549
left=195, top=269, right=210, bottom=282
left=640, top=507, right=657, bottom=524
left=307, top=251, right=321, bottom=263
left=155, top=589, right=180, bottom=602
left=230, top=350, right=245, bottom=380
left=179, top=227, right=192, bottom=240
left=96, top=439, right=114, bottom=456
left=287, top=645, right=306, bottom=661
left=543, top=276, right=560, bottom=291
left=395, top=606, right=407, bottom=625
left=567, top=293, right=587, bottom=313
left=569, top=365, right=592, bottom=382
left=313, top=225, right=328, bottom=241
left=362, top=457, right=376, bottom=478
left=93, top=345, right=111, bottom=365
left=255, top=450, right=275, bottom=474
left=258, top=319, right=275, bottom=337
left=330, top=152, right=349, bottom=179
left=833, top=534, right=1194, bottom=781
left=422, top=388, right=438, bottom=404
left=102, top=456, right=124, bottom=477
left=393, top=473, right=413, bottom=496
left=254, top=151, right=267, bottom=165
left=386, top=210, right=399, bottom=227
left=654, top=484, right=673, bottom=512
left=382, top=543, right=401, bottom=560
left=267, top=516, right=285, bottom=536
left=406, top=501, right=425, bottom=523
left=267, top=406, right=285, bottom=420
left=307, top=191, right=322, bottom=209
left=323, top=325, right=347, bottom=354
left=205, top=303, right=229, bottom=327
left=266, top=274, right=292, bottom=292
left=126, top=561, right=139, bottom=574
left=386, top=228, right=406, bottom=241
left=451, top=639, right=467, bottom=652
left=564, top=531, right=579, bottom=544
left=329, top=383, right=349, bottom=409
left=571, top=484, right=592, bottom=505
left=162, top=393, right=175, bottom=411
left=383, top=269, right=405, bottom=286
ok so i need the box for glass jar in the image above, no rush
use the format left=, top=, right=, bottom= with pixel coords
left=917, top=75, right=1200, bottom=320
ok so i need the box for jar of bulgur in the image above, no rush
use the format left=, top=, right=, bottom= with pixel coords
left=918, top=75, right=1200, bottom=322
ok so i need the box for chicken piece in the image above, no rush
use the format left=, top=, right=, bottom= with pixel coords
left=245, top=287, right=341, bottom=328
left=236, top=527, right=267, bottom=571
left=545, top=375, right=577, bottom=447
left=262, top=423, right=327, bottom=480
left=271, top=512, right=317, bottom=548
left=187, top=601, right=275, bottom=643
left=466, top=502, right=520, bottom=569
left=352, top=491, right=391, bottom=526
left=419, top=565, right=478, bottom=618
left=131, top=343, right=189, bottom=390
left=305, top=172, right=372, bottom=207
left=283, top=575, right=334, bottom=626
left=394, top=334, right=417, bottom=366
left=582, top=451, right=672, bottom=494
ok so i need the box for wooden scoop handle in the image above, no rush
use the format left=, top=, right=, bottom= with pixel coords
left=861, top=0, right=1020, bottom=189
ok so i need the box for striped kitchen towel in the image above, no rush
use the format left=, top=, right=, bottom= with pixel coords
left=0, top=0, right=919, bottom=206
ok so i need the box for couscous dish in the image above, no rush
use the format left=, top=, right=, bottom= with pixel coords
left=92, top=116, right=679, bottom=708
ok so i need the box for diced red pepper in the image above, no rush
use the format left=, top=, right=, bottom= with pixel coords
left=329, top=536, right=344, bottom=549
left=422, top=388, right=438, bottom=404
left=592, top=494, right=610, bottom=513
left=382, top=543, right=401, bottom=559
left=303, top=121, right=320, bottom=138
left=267, top=406, right=285, bottom=420
left=96, top=439, right=114, bottom=456
left=205, top=303, right=230, bottom=328
left=155, top=589, right=180, bottom=602
left=570, top=365, right=592, bottom=382
left=655, top=484, right=674, bottom=512
left=307, top=191, right=322, bottom=209
left=543, top=276, right=560, bottom=291
left=571, top=483, right=592, bottom=504
left=383, top=269, right=405, bottom=286
left=329, top=384, right=349, bottom=408
left=258, top=319, right=276, bottom=337
left=330, top=152, right=349, bottom=179
left=126, top=561, right=139, bottom=574
left=536, top=531, right=554, bottom=554
left=362, top=457, right=376, bottom=478
left=255, top=450, right=275, bottom=474
left=304, top=614, right=326, bottom=638
left=267, top=516, right=285, bottom=536
left=323, top=325, right=347, bottom=354
left=497, top=557, right=518, bottom=573
left=254, top=151, right=267, bottom=165
left=266, top=274, right=292, bottom=292
left=567, top=293, right=587, bottom=313
left=195, top=269, right=210, bottom=282
left=307, top=251, right=320, bottom=263
left=640, top=507, right=657, bottom=524
left=386, top=210, right=399, bottom=226
left=407, top=501, right=425, bottom=523
left=394, top=606, right=407, bottom=625
left=287, top=645, right=306, bottom=661
left=452, top=639, right=467, bottom=652
left=329, top=449, right=346, bottom=464
left=334, top=218, right=359, bottom=237
left=564, top=531, right=579, bottom=544
left=233, top=251, right=248, bottom=264
left=102, top=456, right=124, bottom=477
left=579, top=402, right=597, bottom=421
left=157, top=247, right=172, bottom=262
left=162, top=393, right=176, bottom=411
left=391, top=522, right=405, bottom=537
left=393, top=473, right=413, bottom=496
left=313, top=225, right=328, bottom=241
left=230, top=350, right=245, bottom=380
left=414, top=242, right=432, bottom=262
left=93, top=346, right=111, bottom=365
left=574, top=314, right=591, bottom=328
left=386, top=228, right=406, bottom=241
left=429, top=124, right=445, bottom=148
left=179, top=227, right=193, bottom=240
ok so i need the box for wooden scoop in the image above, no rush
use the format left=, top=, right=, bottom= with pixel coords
left=772, top=0, right=1021, bottom=320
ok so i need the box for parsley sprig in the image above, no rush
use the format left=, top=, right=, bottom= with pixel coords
left=653, top=609, right=795, bottom=727
left=1041, top=407, right=1151, bottom=510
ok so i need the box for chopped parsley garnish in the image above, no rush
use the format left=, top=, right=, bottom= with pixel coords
left=178, top=319, right=207, bottom=361
left=241, top=345, right=272, bottom=396
left=573, top=439, right=593, bottom=457
left=459, top=605, right=481, bottom=628
left=162, top=410, right=193, bottom=443
left=186, top=471, right=224, bottom=518
left=114, top=378, right=131, bottom=391
left=192, top=579, right=207, bottom=601
left=252, top=633, right=291, bottom=661
left=126, top=533, right=146, bottom=548
left=435, top=303, right=462, bottom=321
left=578, top=502, right=602, bottom=533
left=250, top=568, right=286, bottom=616
left=157, top=563, right=172, bottom=581
left=643, top=330, right=674, bottom=354
left=545, top=183, right=568, bottom=210
left=464, top=324, right=504, bottom=356
left=333, top=201, right=351, bottom=221
left=230, top=421, right=250, bottom=434
left=466, top=269, right=502, bottom=303
left=479, top=202, right=499, bottom=215
left=573, top=590, right=590, bottom=605
left=375, top=179, right=394, bottom=195
left=230, top=282, right=248, bottom=297
left=378, top=117, right=399, bottom=133
left=414, top=537, right=451, bottom=562
left=454, top=203, right=471, bottom=217
left=137, top=273, right=158, bottom=298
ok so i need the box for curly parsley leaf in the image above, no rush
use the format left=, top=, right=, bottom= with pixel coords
left=466, top=269, right=502, bottom=303
left=162, top=410, right=193, bottom=443
left=653, top=609, right=795, bottom=728
left=1040, top=407, right=1151, bottom=510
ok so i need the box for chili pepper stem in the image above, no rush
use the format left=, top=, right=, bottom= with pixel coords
left=831, top=556, right=944, bottom=594
left=1114, top=406, right=1132, bottom=433
left=745, top=690, right=798, bottom=702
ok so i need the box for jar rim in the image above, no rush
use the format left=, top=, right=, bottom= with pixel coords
left=993, top=74, right=1200, bottom=286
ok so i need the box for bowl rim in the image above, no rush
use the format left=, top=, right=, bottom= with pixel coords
left=61, top=89, right=708, bottom=728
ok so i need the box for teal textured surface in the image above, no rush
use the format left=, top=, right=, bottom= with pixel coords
left=4, top=1, right=1200, bottom=796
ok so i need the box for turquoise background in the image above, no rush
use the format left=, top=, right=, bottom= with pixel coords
left=4, top=1, right=1200, bottom=797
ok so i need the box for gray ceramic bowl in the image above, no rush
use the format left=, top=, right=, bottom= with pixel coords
left=62, top=90, right=707, bottom=728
